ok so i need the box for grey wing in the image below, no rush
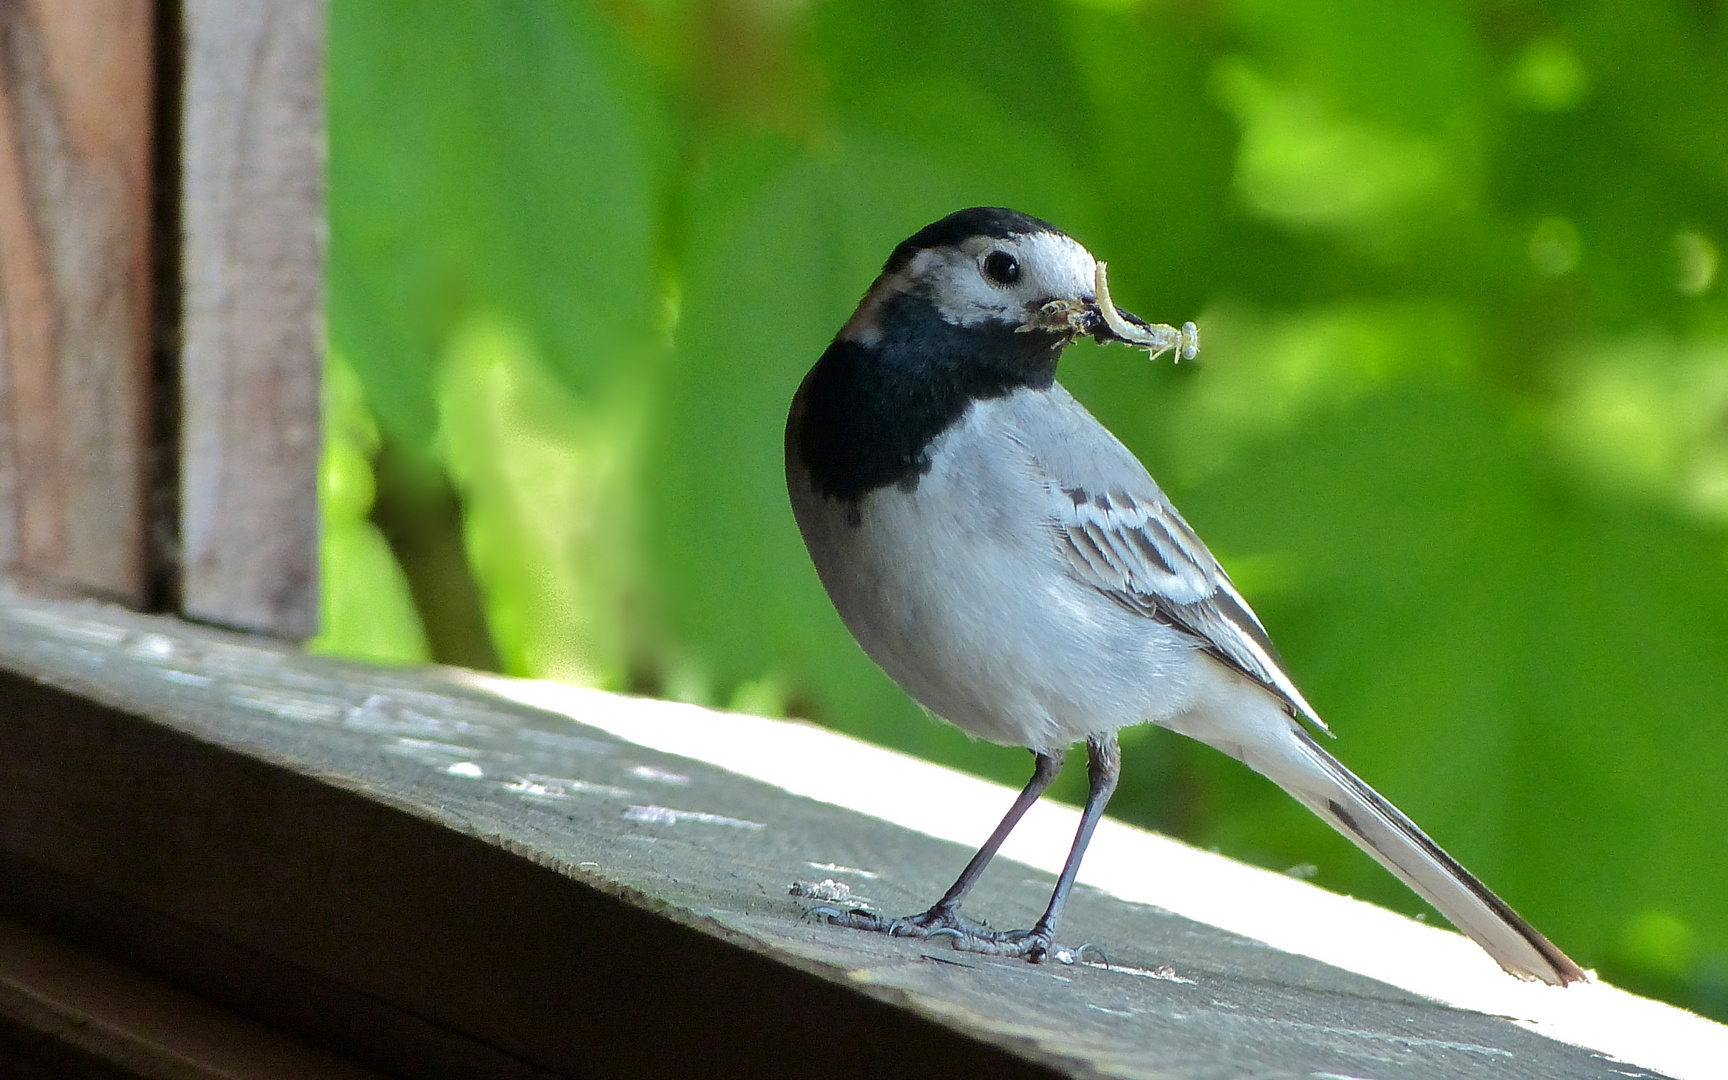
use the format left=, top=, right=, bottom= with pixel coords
left=1054, top=483, right=1327, bottom=731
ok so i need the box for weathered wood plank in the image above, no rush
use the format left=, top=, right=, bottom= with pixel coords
left=0, top=595, right=1703, bottom=1079
left=0, top=1, right=154, bottom=604
left=180, top=0, right=322, bottom=639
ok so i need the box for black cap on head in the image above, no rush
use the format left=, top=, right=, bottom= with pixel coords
left=882, top=207, right=1066, bottom=275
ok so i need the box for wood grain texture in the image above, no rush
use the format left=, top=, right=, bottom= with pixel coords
left=0, top=596, right=1666, bottom=1080
left=0, top=0, right=154, bottom=604
left=180, top=0, right=322, bottom=639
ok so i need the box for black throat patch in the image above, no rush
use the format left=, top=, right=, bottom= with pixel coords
left=790, top=292, right=1068, bottom=504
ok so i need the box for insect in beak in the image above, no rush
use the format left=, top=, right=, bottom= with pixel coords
left=1086, top=262, right=1199, bottom=363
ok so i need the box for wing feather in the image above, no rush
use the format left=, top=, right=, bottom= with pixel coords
left=1053, top=485, right=1327, bottom=731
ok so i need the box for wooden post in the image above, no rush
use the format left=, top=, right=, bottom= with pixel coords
left=179, top=0, right=323, bottom=639
left=0, top=1, right=155, bottom=605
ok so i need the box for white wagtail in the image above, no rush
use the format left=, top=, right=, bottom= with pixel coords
left=785, top=207, right=1584, bottom=985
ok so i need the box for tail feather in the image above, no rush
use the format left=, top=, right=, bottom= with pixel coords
left=1271, top=726, right=1586, bottom=985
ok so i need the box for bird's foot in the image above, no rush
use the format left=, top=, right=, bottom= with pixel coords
left=929, top=923, right=1058, bottom=962
left=806, top=904, right=1079, bottom=964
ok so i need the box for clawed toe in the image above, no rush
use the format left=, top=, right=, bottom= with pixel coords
left=1074, top=942, right=1109, bottom=966
left=807, top=901, right=1071, bottom=963
left=804, top=905, right=895, bottom=933
left=941, top=928, right=1055, bottom=962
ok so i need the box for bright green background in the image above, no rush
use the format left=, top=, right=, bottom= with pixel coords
left=321, top=0, right=1728, bottom=1017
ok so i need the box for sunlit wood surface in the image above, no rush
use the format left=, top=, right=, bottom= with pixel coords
left=0, top=593, right=1675, bottom=1079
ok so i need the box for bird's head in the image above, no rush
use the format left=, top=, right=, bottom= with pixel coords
left=839, top=207, right=1159, bottom=350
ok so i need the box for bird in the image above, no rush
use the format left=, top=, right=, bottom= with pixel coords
left=783, top=206, right=1586, bottom=985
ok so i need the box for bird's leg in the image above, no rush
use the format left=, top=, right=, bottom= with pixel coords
left=810, top=737, right=1124, bottom=963
left=1009, top=732, right=1121, bottom=960
left=909, top=733, right=1120, bottom=961
left=905, top=734, right=1120, bottom=961
left=920, top=747, right=1067, bottom=923
left=807, top=748, right=1064, bottom=942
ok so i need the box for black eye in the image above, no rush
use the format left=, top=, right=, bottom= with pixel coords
left=982, top=250, right=1020, bottom=286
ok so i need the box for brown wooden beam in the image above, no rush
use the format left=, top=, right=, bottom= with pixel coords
left=0, top=0, right=155, bottom=605
left=179, top=0, right=322, bottom=639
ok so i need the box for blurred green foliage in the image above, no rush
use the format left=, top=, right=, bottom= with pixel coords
left=323, top=0, right=1728, bottom=1017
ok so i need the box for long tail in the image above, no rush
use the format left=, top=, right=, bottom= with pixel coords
left=1263, top=726, right=1585, bottom=985
left=1195, top=708, right=1582, bottom=988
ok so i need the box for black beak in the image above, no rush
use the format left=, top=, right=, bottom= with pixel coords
left=1081, top=299, right=1152, bottom=344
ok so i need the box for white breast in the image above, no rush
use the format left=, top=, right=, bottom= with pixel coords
left=788, top=390, right=1209, bottom=752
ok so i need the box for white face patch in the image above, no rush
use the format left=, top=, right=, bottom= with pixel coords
left=837, top=228, right=1100, bottom=345
left=915, top=231, right=1099, bottom=329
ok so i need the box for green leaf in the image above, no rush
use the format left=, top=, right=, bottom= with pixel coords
left=329, top=0, right=670, bottom=451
